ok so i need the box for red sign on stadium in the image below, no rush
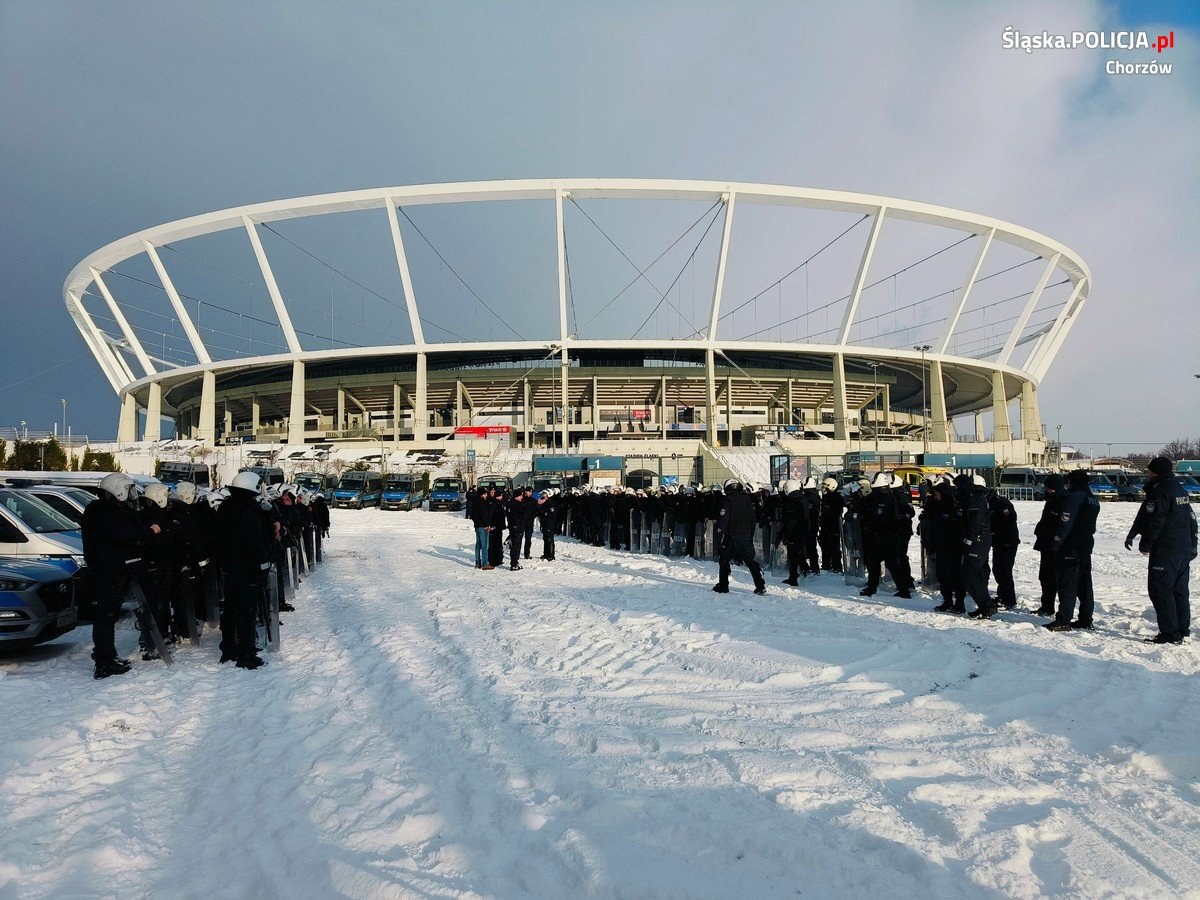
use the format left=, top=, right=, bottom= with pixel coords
left=454, top=425, right=513, bottom=438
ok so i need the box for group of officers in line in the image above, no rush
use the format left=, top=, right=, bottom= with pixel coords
left=460, top=456, right=1195, bottom=644
left=80, top=470, right=331, bottom=679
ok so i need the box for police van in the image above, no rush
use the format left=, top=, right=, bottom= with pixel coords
left=238, top=466, right=285, bottom=487
left=428, top=477, right=466, bottom=511
left=381, top=474, right=424, bottom=511
left=331, top=471, right=383, bottom=509
left=157, top=461, right=211, bottom=488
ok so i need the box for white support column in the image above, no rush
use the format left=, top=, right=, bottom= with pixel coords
left=393, top=382, right=402, bottom=445
left=999, top=253, right=1060, bottom=366
left=288, top=360, right=305, bottom=445
left=243, top=218, right=303, bottom=354
left=929, top=360, right=949, bottom=443
left=974, top=410, right=985, bottom=441
left=882, top=383, right=892, bottom=427
left=118, top=392, right=139, bottom=442
left=660, top=375, right=668, bottom=439
left=455, top=380, right=463, bottom=429
left=705, top=348, right=717, bottom=445
left=415, top=353, right=428, bottom=441
left=555, top=189, right=570, bottom=342
left=725, top=376, right=734, bottom=443
left=837, top=208, right=886, bottom=345
left=251, top=395, right=261, bottom=438
left=831, top=354, right=849, bottom=442
left=707, top=192, right=737, bottom=340
left=198, top=371, right=216, bottom=444
left=336, top=388, right=346, bottom=433
left=223, top=406, right=233, bottom=441
left=383, top=198, right=426, bottom=345
left=144, top=242, right=212, bottom=364
left=144, top=382, right=163, bottom=442
left=92, top=268, right=155, bottom=377
left=938, top=227, right=994, bottom=354
left=591, top=376, right=599, bottom=440
left=522, top=378, right=531, bottom=448
left=1020, top=381, right=1041, bottom=441
left=559, top=348, right=570, bottom=450
left=69, top=289, right=128, bottom=393
left=1028, top=278, right=1086, bottom=380
left=787, top=379, right=794, bottom=426
left=991, top=371, right=1011, bottom=443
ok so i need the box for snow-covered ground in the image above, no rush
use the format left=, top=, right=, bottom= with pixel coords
left=2, top=502, right=1198, bottom=898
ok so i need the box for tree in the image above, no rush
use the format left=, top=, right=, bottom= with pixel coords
left=42, top=436, right=67, bottom=471
left=1158, top=438, right=1200, bottom=461
left=10, top=440, right=40, bottom=470
left=0, top=438, right=6, bottom=468
left=82, top=449, right=121, bottom=472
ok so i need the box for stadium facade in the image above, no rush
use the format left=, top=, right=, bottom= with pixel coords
left=65, top=180, right=1090, bottom=465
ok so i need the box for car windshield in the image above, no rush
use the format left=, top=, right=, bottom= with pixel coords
left=1176, top=474, right=1199, bottom=486
left=0, top=490, right=78, bottom=534
left=338, top=475, right=366, bottom=488
left=434, top=479, right=462, bottom=491
left=1088, top=474, right=1114, bottom=486
left=387, top=477, right=414, bottom=489
left=296, top=476, right=322, bottom=489
left=1124, top=474, right=1148, bottom=487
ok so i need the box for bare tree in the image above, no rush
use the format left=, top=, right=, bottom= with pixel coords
left=1158, top=438, right=1200, bottom=460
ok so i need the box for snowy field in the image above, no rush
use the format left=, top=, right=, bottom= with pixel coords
left=2, top=501, right=1198, bottom=898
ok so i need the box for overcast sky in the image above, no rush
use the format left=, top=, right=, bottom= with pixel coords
left=1, top=0, right=1196, bottom=456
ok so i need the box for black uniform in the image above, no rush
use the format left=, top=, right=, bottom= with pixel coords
left=215, top=487, right=272, bottom=666
left=536, top=495, right=558, bottom=560
left=138, top=500, right=181, bottom=649
left=780, top=489, right=810, bottom=585
left=1032, top=474, right=1066, bottom=616
left=802, top=487, right=822, bottom=575
left=488, top=492, right=507, bottom=568
left=926, top=483, right=965, bottom=612
left=714, top=487, right=766, bottom=594
left=956, top=476, right=993, bottom=616
left=988, top=492, right=1020, bottom=609
left=858, top=484, right=896, bottom=597
left=1138, top=470, right=1197, bottom=641
left=889, top=486, right=916, bottom=597
left=506, top=495, right=532, bottom=569
left=819, top=486, right=844, bottom=572
left=520, top=489, right=536, bottom=558
left=1050, top=471, right=1100, bottom=628
left=81, top=493, right=155, bottom=669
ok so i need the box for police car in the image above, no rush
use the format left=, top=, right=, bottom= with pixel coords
left=0, top=558, right=78, bottom=651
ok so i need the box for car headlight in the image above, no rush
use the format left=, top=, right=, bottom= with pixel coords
left=0, top=579, right=35, bottom=591
left=0, top=609, right=30, bottom=620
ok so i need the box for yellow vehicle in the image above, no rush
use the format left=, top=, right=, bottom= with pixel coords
left=893, top=465, right=953, bottom=501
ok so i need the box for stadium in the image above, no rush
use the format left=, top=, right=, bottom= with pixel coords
left=64, top=179, right=1089, bottom=469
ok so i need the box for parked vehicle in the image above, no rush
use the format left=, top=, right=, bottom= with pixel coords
left=294, top=472, right=337, bottom=493
left=0, top=558, right=78, bottom=652
left=531, top=475, right=564, bottom=494
left=157, top=461, right=211, bottom=488
left=428, top=477, right=466, bottom=511
left=1108, top=470, right=1149, bottom=502
left=1086, top=471, right=1119, bottom=501
left=381, top=475, right=424, bottom=511
left=821, top=469, right=868, bottom=498
left=17, top=485, right=95, bottom=525
left=0, top=489, right=86, bottom=575
left=239, top=466, right=285, bottom=487
left=0, top=471, right=161, bottom=496
left=1174, top=473, right=1200, bottom=503
left=476, top=475, right=513, bottom=494
left=330, top=471, right=383, bottom=509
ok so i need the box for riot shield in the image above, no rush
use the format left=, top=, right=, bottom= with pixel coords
left=671, top=516, right=686, bottom=557
left=129, top=580, right=173, bottom=666
left=842, top=517, right=866, bottom=587
left=661, top=511, right=678, bottom=556
left=700, top=520, right=713, bottom=560
left=921, top=544, right=940, bottom=590
left=315, top=529, right=323, bottom=563
left=179, top=566, right=201, bottom=646
left=265, top=564, right=281, bottom=653
left=304, top=527, right=317, bottom=569
left=203, top=567, right=220, bottom=628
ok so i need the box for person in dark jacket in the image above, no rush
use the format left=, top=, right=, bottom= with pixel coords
left=1045, top=469, right=1101, bottom=632
left=138, top=483, right=181, bottom=654
left=536, top=490, right=558, bottom=560
left=779, top=481, right=810, bottom=586
left=488, top=488, right=508, bottom=568
left=1032, top=473, right=1066, bottom=617
left=1135, top=457, right=1198, bottom=643
left=470, top=486, right=494, bottom=569
left=888, top=473, right=916, bottom=598
left=987, top=490, right=1020, bottom=609
left=216, top=471, right=273, bottom=668
left=956, top=474, right=994, bottom=618
left=818, top=477, right=844, bottom=572
left=928, top=477, right=966, bottom=613
left=520, top=486, right=536, bottom=559
left=81, top=474, right=160, bottom=679
left=713, top=481, right=766, bottom=595
left=858, top=473, right=898, bottom=597
left=505, top=490, right=531, bottom=570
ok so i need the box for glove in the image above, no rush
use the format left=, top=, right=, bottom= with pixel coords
left=1124, top=537, right=1133, bottom=551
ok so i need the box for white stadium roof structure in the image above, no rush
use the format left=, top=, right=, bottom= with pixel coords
left=65, top=179, right=1089, bottom=451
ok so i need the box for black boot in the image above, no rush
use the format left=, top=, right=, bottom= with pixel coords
left=712, top=584, right=729, bottom=594
left=753, top=585, right=767, bottom=596
left=94, top=658, right=132, bottom=679
left=933, top=600, right=954, bottom=612
left=236, top=655, right=266, bottom=669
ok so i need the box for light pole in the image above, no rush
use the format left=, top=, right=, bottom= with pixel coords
left=913, top=345, right=931, bottom=455
left=61, top=398, right=68, bottom=464
left=20, top=420, right=27, bottom=441
left=1055, top=424, right=1063, bottom=465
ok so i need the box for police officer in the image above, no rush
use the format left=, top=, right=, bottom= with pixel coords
left=928, top=476, right=966, bottom=613
left=1032, top=473, right=1066, bottom=617
left=506, top=488, right=530, bottom=570
left=713, top=480, right=766, bottom=595
left=81, top=473, right=162, bottom=679
left=215, top=470, right=272, bottom=669
left=520, top=486, right=537, bottom=559
left=818, top=477, right=844, bottom=572
left=138, top=482, right=181, bottom=653
left=889, top=473, right=916, bottom=599
left=987, top=489, right=1020, bottom=610
left=857, top=472, right=897, bottom=597
left=1045, top=469, right=1100, bottom=632
left=956, top=474, right=993, bottom=619
left=536, top=489, right=559, bottom=560
left=1135, top=457, right=1198, bottom=644
left=779, top=480, right=810, bottom=586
